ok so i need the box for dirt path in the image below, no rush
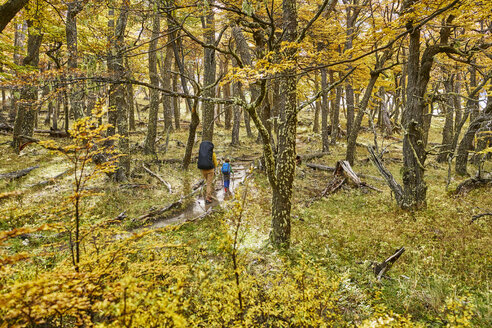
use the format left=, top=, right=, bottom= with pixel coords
left=139, top=163, right=249, bottom=231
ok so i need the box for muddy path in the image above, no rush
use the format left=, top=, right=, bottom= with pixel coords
left=133, top=162, right=250, bottom=232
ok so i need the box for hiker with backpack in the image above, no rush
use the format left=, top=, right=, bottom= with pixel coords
left=221, top=158, right=232, bottom=193
left=197, top=141, right=217, bottom=204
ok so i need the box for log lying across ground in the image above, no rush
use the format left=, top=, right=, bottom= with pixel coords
left=306, top=162, right=384, bottom=182
left=34, top=129, right=70, bottom=138
left=300, top=152, right=329, bottom=161
left=142, top=164, right=172, bottom=193
left=134, top=180, right=205, bottom=223
left=455, top=177, right=492, bottom=195
left=28, top=169, right=71, bottom=188
left=0, top=165, right=39, bottom=180
left=307, top=160, right=381, bottom=206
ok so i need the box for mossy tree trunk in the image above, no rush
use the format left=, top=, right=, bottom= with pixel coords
left=108, top=0, right=130, bottom=181
left=455, top=101, right=492, bottom=175
left=12, top=20, right=42, bottom=152
left=437, top=75, right=455, bottom=163
left=321, top=68, right=330, bottom=152
left=270, top=0, right=297, bottom=249
left=201, top=0, right=216, bottom=142
left=66, top=1, right=84, bottom=121
left=144, top=6, right=160, bottom=154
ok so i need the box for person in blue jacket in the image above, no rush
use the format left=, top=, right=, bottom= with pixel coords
left=221, top=158, right=232, bottom=193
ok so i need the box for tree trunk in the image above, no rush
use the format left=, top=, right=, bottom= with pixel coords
left=12, top=20, right=42, bottom=152
left=0, top=0, right=29, bottom=33
left=321, top=68, right=330, bottom=152
left=244, top=101, right=253, bottom=137
left=161, top=36, right=174, bottom=132
left=9, top=22, right=27, bottom=124
left=201, top=0, right=216, bottom=142
left=313, top=70, right=320, bottom=133
left=344, top=0, right=360, bottom=138
left=127, top=81, right=135, bottom=131
left=393, top=73, right=401, bottom=125
left=172, top=58, right=180, bottom=130
left=223, top=68, right=232, bottom=130
left=231, top=79, right=243, bottom=147
left=346, top=70, right=381, bottom=165
left=271, top=0, right=297, bottom=249
left=66, top=1, right=84, bottom=121
left=330, top=71, right=341, bottom=144
left=378, top=86, right=392, bottom=135
left=469, top=66, right=479, bottom=121
left=451, top=78, right=461, bottom=134
left=455, top=101, right=492, bottom=175
left=108, top=0, right=130, bottom=181
left=182, top=100, right=200, bottom=170
left=401, top=26, right=427, bottom=209
left=437, top=76, right=455, bottom=163
left=143, top=8, right=160, bottom=154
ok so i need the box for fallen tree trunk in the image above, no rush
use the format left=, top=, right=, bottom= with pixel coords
left=28, top=169, right=71, bottom=187
left=307, top=160, right=381, bottom=206
left=300, top=152, right=329, bottom=161
left=367, top=145, right=403, bottom=205
left=306, top=162, right=384, bottom=182
left=0, top=165, right=39, bottom=180
left=373, top=247, right=405, bottom=281
left=470, top=212, right=492, bottom=224
left=455, top=177, right=492, bottom=195
left=306, top=163, right=336, bottom=172
left=34, top=129, right=70, bottom=138
left=135, top=180, right=205, bottom=223
left=142, top=164, right=172, bottom=193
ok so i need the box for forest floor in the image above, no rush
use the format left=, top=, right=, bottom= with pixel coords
left=0, top=112, right=491, bottom=326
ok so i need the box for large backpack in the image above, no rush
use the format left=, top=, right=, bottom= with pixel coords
left=221, top=162, right=231, bottom=174
left=197, top=141, right=215, bottom=170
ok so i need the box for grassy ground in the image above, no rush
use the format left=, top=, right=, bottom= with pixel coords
left=0, top=110, right=490, bottom=326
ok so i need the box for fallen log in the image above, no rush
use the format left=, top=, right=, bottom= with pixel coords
left=455, top=177, right=492, bottom=195
left=334, top=160, right=361, bottom=185
left=28, top=169, right=71, bottom=187
left=470, top=212, right=492, bottom=224
left=307, top=160, right=381, bottom=206
left=135, top=180, right=204, bottom=222
left=367, top=145, right=404, bottom=205
left=306, top=162, right=384, bottom=182
left=300, top=152, right=329, bottom=161
left=34, top=129, right=70, bottom=138
left=306, top=163, right=335, bottom=172
left=373, top=247, right=405, bottom=281
left=0, top=165, right=39, bottom=180
left=142, top=164, right=172, bottom=193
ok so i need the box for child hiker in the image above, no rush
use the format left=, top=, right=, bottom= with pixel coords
left=221, top=158, right=232, bottom=193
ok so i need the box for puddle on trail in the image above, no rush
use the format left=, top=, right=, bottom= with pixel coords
left=150, top=164, right=247, bottom=229
left=123, top=163, right=249, bottom=236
